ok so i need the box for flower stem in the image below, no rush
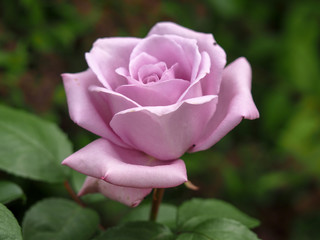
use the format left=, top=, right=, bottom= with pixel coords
left=149, top=188, right=165, bottom=222
left=64, top=180, right=85, bottom=207
left=64, top=180, right=105, bottom=231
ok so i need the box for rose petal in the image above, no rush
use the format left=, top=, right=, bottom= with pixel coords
left=148, top=22, right=226, bottom=95
left=166, top=34, right=202, bottom=82
left=89, top=86, right=140, bottom=114
left=110, top=95, right=218, bottom=160
left=78, top=176, right=152, bottom=207
left=62, top=70, right=127, bottom=147
left=115, top=79, right=189, bottom=106
left=129, top=52, right=159, bottom=80
left=138, top=62, right=166, bottom=83
left=115, top=67, right=137, bottom=85
left=160, top=63, right=177, bottom=81
left=178, top=51, right=211, bottom=101
left=85, top=37, right=140, bottom=89
left=130, top=35, right=200, bottom=81
left=191, top=57, right=260, bottom=152
left=62, top=138, right=188, bottom=188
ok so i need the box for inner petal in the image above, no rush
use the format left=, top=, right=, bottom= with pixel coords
left=143, top=74, right=159, bottom=84
left=115, top=79, right=190, bottom=106
left=130, top=35, right=200, bottom=81
left=160, top=63, right=178, bottom=81
left=129, top=52, right=159, bottom=80
left=115, top=67, right=138, bottom=85
left=138, top=62, right=166, bottom=83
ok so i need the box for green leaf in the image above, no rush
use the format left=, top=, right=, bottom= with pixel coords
left=122, top=203, right=177, bottom=228
left=95, top=198, right=261, bottom=240
left=177, top=198, right=259, bottom=229
left=0, top=105, right=72, bottom=183
left=176, top=217, right=260, bottom=240
left=0, top=203, right=23, bottom=240
left=22, top=198, right=99, bottom=240
left=70, top=169, right=87, bottom=193
left=94, top=221, right=174, bottom=240
left=0, top=181, right=25, bottom=204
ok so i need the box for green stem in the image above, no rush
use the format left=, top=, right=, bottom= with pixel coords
left=149, top=188, right=165, bottom=222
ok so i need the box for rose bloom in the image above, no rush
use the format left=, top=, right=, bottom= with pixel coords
left=62, top=22, right=259, bottom=207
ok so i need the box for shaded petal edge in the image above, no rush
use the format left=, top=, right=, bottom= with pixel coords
left=78, top=176, right=152, bottom=207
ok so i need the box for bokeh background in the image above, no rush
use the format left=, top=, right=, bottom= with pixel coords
left=1, top=0, right=319, bottom=239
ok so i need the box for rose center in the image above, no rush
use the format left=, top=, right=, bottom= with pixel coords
left=142, top=73, right=160, bottom=84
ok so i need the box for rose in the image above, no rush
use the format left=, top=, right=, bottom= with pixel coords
left=62, top=22, right=259, bottom=207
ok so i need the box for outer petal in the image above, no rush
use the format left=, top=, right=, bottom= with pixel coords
left=89, top=86, right=140, bottom=115
left=148, top=22, right=226, bottom=95
left=62, top=138, right=188, bottom=188
left=85, top=37, right=140, bottom=90
left=78, top=176, right=152, bottom=207
left=191, top=57, right=260, bottom=152
left=110, top=95, right=218, bottom=160
left=62, top=70, right=127, bottom=147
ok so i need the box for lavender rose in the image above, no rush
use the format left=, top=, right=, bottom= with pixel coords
left=62, top=22, right=259, bottom=207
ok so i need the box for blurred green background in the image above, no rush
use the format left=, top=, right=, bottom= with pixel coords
left=0, top=0, right=319, bottom=239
